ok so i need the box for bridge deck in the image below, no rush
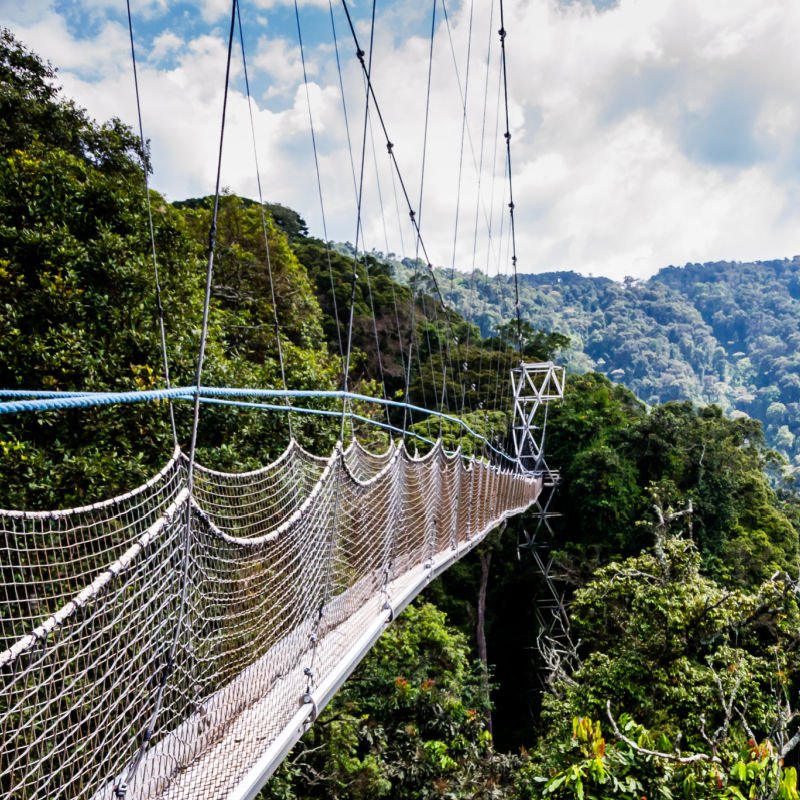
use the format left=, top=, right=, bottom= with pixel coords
left=3, top=441, right=541, bottom=800
left=158, top=566, right=425, bottom=800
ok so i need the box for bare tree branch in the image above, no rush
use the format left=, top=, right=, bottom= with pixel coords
left=606, top=701, right=721, bottom=765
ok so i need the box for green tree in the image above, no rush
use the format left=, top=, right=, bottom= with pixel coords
left=526, top=534, right=800, bottom=792
left=0, top=30, right=344, bottom=507
left=543, top=374, right=799, bottom=584
left=263, top=602, right=518, bottom=800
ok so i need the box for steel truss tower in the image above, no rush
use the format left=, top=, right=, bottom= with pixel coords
left=510, top=361, right=565, bottom=472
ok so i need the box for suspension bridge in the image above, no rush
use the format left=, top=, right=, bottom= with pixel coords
left=1, top=0, right=565, bottom=798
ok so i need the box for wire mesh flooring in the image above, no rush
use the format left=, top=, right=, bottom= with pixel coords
left=2, top=440, right=541, bottom=800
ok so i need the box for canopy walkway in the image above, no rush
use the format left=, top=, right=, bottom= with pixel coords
left=1, top=436, right=541, bottom=799
left=0, top=0, right=564, bottom=795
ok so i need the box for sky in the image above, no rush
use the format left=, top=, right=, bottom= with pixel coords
left=2, top=0, right=800, bottom=281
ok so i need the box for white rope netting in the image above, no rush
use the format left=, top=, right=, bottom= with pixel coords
left=0, top=439, right=541, bottom=800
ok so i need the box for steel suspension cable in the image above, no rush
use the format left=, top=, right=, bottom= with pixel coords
left=341, top=0, right=378, bottom=442
left=485, top=53, right=507, bottom=425
left=498, top=0, right=523, bottom=350
left=468, top=45, right=504, bottom=432
left=489, top=164, right=510, bottom=445
left=292, top=0, right=347, bottom=380
left=387, top=161, right=426, bottom=427
left=329, top=1, right=400, bottom=431
left=326, top=0, right=357, bottom=366
left=441, top=0, right=475, bottom=418
left=413, top=0, right=459, bottom=422
left=360, top=248, right=393, bottom=429
left=237, top=2, right=294, bottom=439
left=464, top=0, right=495, bottom=417
left=401, top=0, right=437, bottom=432
left=329, top=0, right=359, bottom=203
left=0, top=386, right=516, bottom=464
left=437, top=0, right=504, bottom=283
left=368, top=111, right=408, bottom=392
left=338, top=0, right=465, bottom=430
left=114, top=2, right=239, bottom=795
left=338, top=0, right=448, bottom=311
left=357, top=107, right=404, bottom=420
left=125, top=0, right=177, bottom=448
left=347, top=74, right=392, bottom=429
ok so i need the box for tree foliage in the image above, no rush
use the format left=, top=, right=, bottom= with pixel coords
left=0, top=30, right=342, bottom=507
left=521, top=535, right=800, bottom=800
left=433, top=259, right=800, bottom=475
left=262, top=603, right=519, bottom=800
left=545, top=373, right=799, bottom=585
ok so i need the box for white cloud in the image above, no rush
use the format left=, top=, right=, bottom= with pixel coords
left=81, top=0, right=167, bottom=13
left=199, top=0, right=330, bottom=20
left=3, top=0, right=800, bottom=279
left=1, top=10, right=129, bottom=81
left=0, top=0, right=53, bottom=26
left=150, top=31, right=183, bottom=62
left=252, top=0, right=330, bottom=9
left=252, top=35, right=308, bottom=101
left=200, top=0, right=231, bottom=25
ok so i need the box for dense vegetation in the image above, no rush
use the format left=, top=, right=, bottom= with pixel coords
left=264, top=375, right=800, bottom=799
left=395, top=260, right=800, bottom=477
left=3, top=28, right=800, bottom=800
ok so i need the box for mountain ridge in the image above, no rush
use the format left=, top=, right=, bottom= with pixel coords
left=407, top=256, right=800, bottom=472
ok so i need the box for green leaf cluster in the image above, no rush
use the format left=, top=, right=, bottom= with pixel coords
left=433, top=259, right=800, bottom=476
left=262, top=602, right=519, bottom=800
left=0, top=30, right=345, bottom=508
left=546, top=373, right=799, bottom=585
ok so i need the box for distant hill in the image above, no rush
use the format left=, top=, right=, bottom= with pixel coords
left=392, top=258, right=800, bottom=472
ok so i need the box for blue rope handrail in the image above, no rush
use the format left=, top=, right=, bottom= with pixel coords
left=0, top=386, right=514, bottom=466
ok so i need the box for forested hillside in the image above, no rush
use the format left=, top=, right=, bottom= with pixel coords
left=4, top=28, right=800, bottom=800
left=264, top=372, right=800, bottom=800
left=399, top=260, right=800, bottom=473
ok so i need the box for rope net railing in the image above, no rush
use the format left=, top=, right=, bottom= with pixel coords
left=0, top=437, right=541, bottom=800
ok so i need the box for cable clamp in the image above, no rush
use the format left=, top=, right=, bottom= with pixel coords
left=498, top=27, right=507, bottom=40
left=113, top=783, right=128, bottom=798
left=302, top=692, right=319, bottom=722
